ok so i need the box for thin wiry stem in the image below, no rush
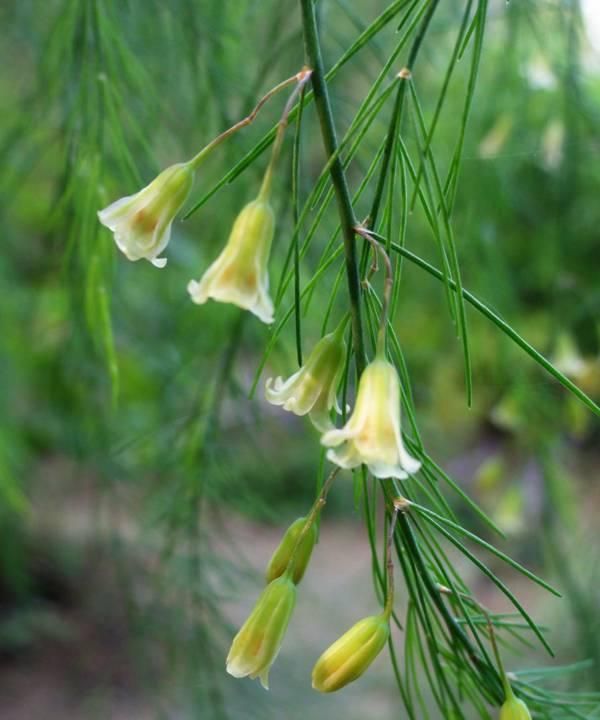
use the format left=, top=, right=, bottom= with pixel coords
left=258, top=68, right=312, bottom=200
left=187, top=70, right=306, bottom=171
left=300, top=0, right=367, bottom=375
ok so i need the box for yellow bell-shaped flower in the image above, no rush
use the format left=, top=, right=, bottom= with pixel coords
left=321, top=357, right=421, bottom=479
left=499, top=694, right=532, bottom=720
left=265, top=516, right=317, bottom=585
left=265, top=325, right=346, bottom=431
left=226, top=575, right=296, bottom=690
left=188, top=198, right=275, bottom=324
left=98, top=163, right=194, bottom=268
left=312, top=613, right=390, bottom=693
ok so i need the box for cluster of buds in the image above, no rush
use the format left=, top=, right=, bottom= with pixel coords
left=226, top=512, right=317, bottom=688
left=226, top=487, right=394, bottom=692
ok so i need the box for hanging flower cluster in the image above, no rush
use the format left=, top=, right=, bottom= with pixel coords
left=93, top=24, right=565, bottom=715
left=97, top=68, right=424, bottom=695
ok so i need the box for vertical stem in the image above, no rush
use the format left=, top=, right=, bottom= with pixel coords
left=300, top=0, right=367, bottom=375
left=384, top=505, right=400, bottom=619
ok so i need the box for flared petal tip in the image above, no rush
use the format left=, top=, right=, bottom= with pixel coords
left=325, top=447, right=361, bottom=470
left=250, top=300, right=274, bottom=325
left=400, top=451, right=421, bottom=476
left=369, top=463, right=409, bottom=480
left=320, top=427, right=349, bottom=448
left=97, top=194, right=135, bottom=230
left=258, top=668, right=270, bottom=690
left=187, top=279, right=208, bottom=305
left=264, top=377, right=284, bottom=403
left=151, top=257, right=167, bottom=268
left=309, top=410, right=334, bottom=433
left=225, top=660, right=246, bottom=679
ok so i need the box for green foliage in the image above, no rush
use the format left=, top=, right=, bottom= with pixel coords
left=1, top=0, right=600, bottom=718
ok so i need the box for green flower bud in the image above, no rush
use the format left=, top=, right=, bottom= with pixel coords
left=312, top=613, right=390, bottom=693
left=266, top=517, right=317, bottom=585
left=500, top=695, right=532, bottom=720
left=226, top=576, right=296, bottom=690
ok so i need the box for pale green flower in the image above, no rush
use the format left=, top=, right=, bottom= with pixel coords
left=188, top=199, right=274, bottom=323
left=321, top=357, right=420, bottom=479
left=265, top=326, right=346, bottom=431
left=98, top=163, right=193, bottom=268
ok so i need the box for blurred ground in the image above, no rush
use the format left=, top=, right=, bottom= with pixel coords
left=0, top=456, right=554, bottom=720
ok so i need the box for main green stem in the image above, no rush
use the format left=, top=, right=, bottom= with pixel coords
left=300, top=0, right=366, bottom=375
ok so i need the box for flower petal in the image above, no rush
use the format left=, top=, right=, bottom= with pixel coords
left=326, top=444, right=362, bottom=470
left=321, top=426, right=352, bottom=447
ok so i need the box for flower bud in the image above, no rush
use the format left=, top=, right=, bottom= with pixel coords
left=312, top=614, right=390, bottom=693
left=265, top=326, right=346, bottom=431
left=98, top=163, right=194, bottom=267
left=321, top=357, right=420, bottom=479
left=499, top=695, right=532, bottom=720
left=266, top=517, right=317, bottom=585
left=226, top=576, right=296, bottom=690
left=188, top=198, right=275, bottom=323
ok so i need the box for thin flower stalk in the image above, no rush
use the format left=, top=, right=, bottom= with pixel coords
left=188, top=69, right=312, bottom=323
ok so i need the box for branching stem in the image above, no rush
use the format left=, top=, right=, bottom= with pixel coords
left=259, top=68, right=312, bottom=200
left=187, top=69, right=308, bottom=171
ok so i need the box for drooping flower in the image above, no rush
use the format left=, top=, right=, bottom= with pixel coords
left=265, top=516, right=317, bottom=585
left=321, top=357, right=420, bottom=479
left=226, top=575, right=296, bottom=690
left=265, top=325, right=346, bottom=431
left=98, top=163, right=194, bottom=268
left=187, top=198, right=274, bottom=323
left=312, top=613, right=390, bottom=693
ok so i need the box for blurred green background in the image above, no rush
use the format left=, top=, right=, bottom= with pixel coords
left=1, top=0, right=599, bottom=718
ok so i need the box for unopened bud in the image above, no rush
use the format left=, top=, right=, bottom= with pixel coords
left=500, top=695, right=532, bottom=720
left=266, top=517, right=317, bottom=585
left=312, top=613, right=389, bottom=693
left=226, top=576, right=296, bottom=690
